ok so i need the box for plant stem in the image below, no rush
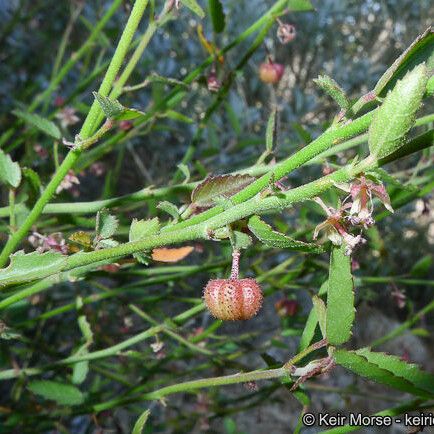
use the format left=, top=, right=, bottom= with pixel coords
left=0, top=0, right=150, bottom=267
left=2, top=130, right=432, bottom=285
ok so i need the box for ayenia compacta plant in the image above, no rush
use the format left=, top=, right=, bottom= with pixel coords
left=0, top=0, right=433, bottom=431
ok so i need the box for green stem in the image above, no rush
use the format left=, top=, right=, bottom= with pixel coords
left=0, top=0, right=123, bottom=148
left=2, top=130, right=432, bottom=286
left=0, top=0, right=150, bottom=267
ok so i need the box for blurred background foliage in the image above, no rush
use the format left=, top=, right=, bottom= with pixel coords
left=0, top=0, right=433, bottom=433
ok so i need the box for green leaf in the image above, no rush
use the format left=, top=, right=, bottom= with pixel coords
left=0, top=149, right=21, bottom=188
left=0, top=251, right=67, bottom=288
left=312, top=295, right=326, bottom=338
left=132, top=409, right=151, bottom=434
left=298, top=307, right=318, bottom=352
left=181, top=0, right=205, bottom=18
left=287, top=0, right=315, bottom=11
left=28, top=380, right=85, bottom=406
left=247, top=215, right=325, bottom=253
left=95, top=209, right=119, bottom=240
left=157, top=201, right=179, bottom=220
left=12, top=109, right=61, bottom=140
left=232, top=230, right=252, bottom=250
left=72, top=360, right=89, bottom=385
left=374, top=27, right=434, bottom=97
left=334, top=348, right=434, bottom=398
left=191, top=174, right=253, bottom=207
left=208, top=0, right=225, bottom=33
left=177, top=163, right=191, bottom=183
left=93, top=92, right=145, bottom=121
left=265, top=107, right=277, bottom=152
left=368, top=64, right=428, bottom=159
left=22, top=167, right=41, bottom=206
left=314, top=75, right=350, bottom=111
left=326, top=244, right=354, bottom=345
left=164, top=110, right=193, bottom=124
left=129, top=217, right=160, bottom=242
left=129, top=218, right=160, bottom=265
left=410, top=255, right=432, bottom=277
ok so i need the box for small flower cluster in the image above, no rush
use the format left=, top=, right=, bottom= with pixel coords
left=314, top=174, right=393, bottom=255
left=28, top=232, right=68, bottom=255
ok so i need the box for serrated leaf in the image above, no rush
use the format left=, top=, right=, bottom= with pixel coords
left=368, top=64, right=428, bottom=159
left=355, top=347, right=434, bottom=395
left=151, top=246, right=194, bottom=263
left=28, top=380, right=84, bottom=406
left=232, top=230, right=252, bottom=250
left=181, top=0, right=205, bottom=18
left=129, top=218, right=159, bottom=265
left=0, top=149, right=21, bottom=188
left=265, top=108, right=277, bottom=152
left=12, top=109, right=61, bottom=140
left=191, top=174, right=253, bottom=207
left=0, top=251, right=66, bottom=288
left=132, top=409, right=151, bottom=434
left=69, top=231, right=93, bottom=249
left=314, top=75, right=350, bottom=111
left=157, top=201, right=179, bottom=219
left=93, top=92, right=145, bottom=121
left=326, top=244, right=354, bottom=345
left=129, top=217, right=160, bottom=242
left=247, top=215, right=325, bottom=253
left=95, top=238, right=119, bottom=249
left=208, top=0, right=225, bottom=33
left=334, top=349, right=434, bottom=398
left=374, top=27, right=434, bottom=97
left=95, top=209, right=118, bottom=240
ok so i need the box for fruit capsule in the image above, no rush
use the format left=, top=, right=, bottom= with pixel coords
left=203, top=278, right=263, bottom=321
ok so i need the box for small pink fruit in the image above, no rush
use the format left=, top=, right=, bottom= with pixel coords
left=259, top=62, right=285, bottom=84
left=203, top=278, right=263, bottom=321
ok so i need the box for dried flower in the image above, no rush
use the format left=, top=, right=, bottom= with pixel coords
left=55, top=106, right=80, bottom=129
left=28, top=232, right=68, bottom=254
left=313, top=197, right=366, bottom=255
left=277, top=21, right=296, bottom=44
left=391, top=285, right=406, bottom=309
left=275, top=298, right=298, bottom=317
left=336, top=175, right=393, bottom=228
left=207, top=71, right=221, bottom=93
left=119, top=120, right=133, bottom=131
left=56, top=170, right=80, bottom=194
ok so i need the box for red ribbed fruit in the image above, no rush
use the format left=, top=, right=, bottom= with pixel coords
left=203, top=278, right=263, bottom=321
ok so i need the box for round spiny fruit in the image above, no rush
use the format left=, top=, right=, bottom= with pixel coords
left=259, top=62, right=285, bottom=84
left=203, top=278, right=263, bottom=321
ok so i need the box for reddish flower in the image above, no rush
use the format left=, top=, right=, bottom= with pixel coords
left=119, top=120, right=133, bottom=131
left=336, top=175, right=393, bottom=228
left=275, top=298, right=299, bottom=317
left=56, top=170, right=80, bottom=194
left=28, top=232, right=68, bottom=255
left=313, top=197, right=366, bottom=255
left=277, top=21, right=296, bottom=44
left=55, top=106, right=79, bottom=129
